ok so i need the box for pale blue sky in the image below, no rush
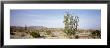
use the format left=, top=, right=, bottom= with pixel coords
left=10, top=9, right=101, bottom=30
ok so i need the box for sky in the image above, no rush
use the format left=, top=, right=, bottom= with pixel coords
left=10, top=9, right=101, bottom=30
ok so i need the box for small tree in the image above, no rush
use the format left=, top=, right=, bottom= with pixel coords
left=63, top=11, right=79, bottom=39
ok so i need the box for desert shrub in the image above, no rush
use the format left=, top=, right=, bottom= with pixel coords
left=10, top=28, right=14, bottom=32
left=10, top=32, right=15, bottom=35
left=51, top=35, right=56, bottom=37
left=46, top=30, right=51, bottom=35
left=26, top=32, right=29, bottom=34
left=21, top=33, right=26, bottom=37
left=19, top=29, right=26, bottom=32
left=75, top=35, right=79, bottom=39
left=30, top=31, right=41, bottom=38
left=91, top=30, right=101, bottom=39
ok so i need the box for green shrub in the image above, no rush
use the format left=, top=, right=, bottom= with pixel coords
left=46, top=30, right=51, bottom=35
left=75, top=35, right=79, bottom=39
left=30, top=32, right=40, bottom=38
left=91, top=30, right=101, bottom=39
left=10, top=32, right=15, bottom=35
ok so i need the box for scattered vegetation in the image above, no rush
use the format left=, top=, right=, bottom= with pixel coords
left=90, top=30, right=101, bottom=39
left=21, top=33, right=25, bottom=37
left=10, top=32, right=15, bottom=35
left=30, top=31, right=41, bottom=38
left=46, top=30, right=51, bottom=35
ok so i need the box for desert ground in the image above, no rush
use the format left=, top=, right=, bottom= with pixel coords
left=10, top=26, right=101, bottom=39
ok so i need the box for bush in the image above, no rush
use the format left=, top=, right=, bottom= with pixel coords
left=21, top=33, right=25, bottom=37
left=91, top=30, right=101, bottom=39
left=75, top=35, right=79, bottom=39
left=46, top=30, right=51, bottom=35
left=10, top=32, right=15, bottom=35
left=30, top=31, right=41, bottom=38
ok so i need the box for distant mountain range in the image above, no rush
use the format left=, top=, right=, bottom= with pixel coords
left=10, top=26, right=100, bottom=31
left=27, top=26, right=47, bottom=29
left=10, top=26, right=47, bottom=30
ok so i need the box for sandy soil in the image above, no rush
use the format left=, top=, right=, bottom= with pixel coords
left=10, top=31, right=97, bottom=39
